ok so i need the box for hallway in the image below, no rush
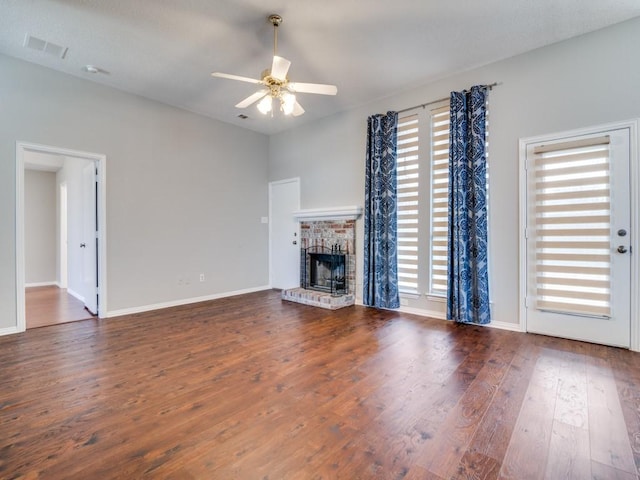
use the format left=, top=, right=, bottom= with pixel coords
left=26, top=285, right=95, bottom=329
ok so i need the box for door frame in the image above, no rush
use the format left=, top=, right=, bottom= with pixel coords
left=59, top=182, right=68, bottom=289
left=16, top=141, right=107, bottom=332
left=518, top=119, right=639, bottom=351
left=268, top=177, right=300, bottom=288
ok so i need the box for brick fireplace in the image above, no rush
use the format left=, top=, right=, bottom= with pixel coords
left=282, top=207, right=361, bottom=309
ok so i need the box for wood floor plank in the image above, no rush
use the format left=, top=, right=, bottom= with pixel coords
left=460, top=337, right=537, bottom=470
left=587, top=356, right=636, bottom=474
left=1, top=290, right=639, bottom=479
left=498, top=350, right=560, bottom=479
left=591, top=460, right=639, bottom=480
left=609, top=347, right=640, bottom=476
left=544, top=421, right=591, bottom=479
left=419, top=329, right=518, bottom=478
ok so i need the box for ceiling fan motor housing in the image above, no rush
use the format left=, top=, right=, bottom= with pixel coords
left=268, top=14, right=282, bottom=26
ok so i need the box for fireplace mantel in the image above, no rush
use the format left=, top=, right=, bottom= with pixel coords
left=293, top=206, right=362, bottom=222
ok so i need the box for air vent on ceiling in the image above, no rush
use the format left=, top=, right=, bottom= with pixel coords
left=24, top=34, right=68, bottom=59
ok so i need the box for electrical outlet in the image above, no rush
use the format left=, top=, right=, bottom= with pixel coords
left=400, top=298, right=409, bottom=306
left=199, top=273, right=205, bottom=282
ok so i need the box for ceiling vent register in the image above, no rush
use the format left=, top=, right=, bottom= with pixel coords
left=24, top=34, right=68, bottom=59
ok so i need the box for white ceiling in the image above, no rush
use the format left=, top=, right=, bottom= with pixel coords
left=1, top=1, right=639, bottom=135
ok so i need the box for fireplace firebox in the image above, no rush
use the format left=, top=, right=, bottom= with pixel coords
left=303, top=246, right=347, bottom=296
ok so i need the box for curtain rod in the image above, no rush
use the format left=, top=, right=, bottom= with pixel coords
left=397, top=82, right=499, bottom=114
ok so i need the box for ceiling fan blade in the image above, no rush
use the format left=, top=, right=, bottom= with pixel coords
left=235, top=90, right=268, bottom=108
left=288, top=82, right=338, bottom=95
left=292, top=100, right=305, bottom=117
left=270, top=55, right=291, bottom=80
left=211, top=72, right=262, bottom=84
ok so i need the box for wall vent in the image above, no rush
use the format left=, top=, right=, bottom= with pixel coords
left=24, top=34, right=68, bottom=59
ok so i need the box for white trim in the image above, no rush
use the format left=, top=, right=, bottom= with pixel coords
left=397, top=305, right=446, bottom=320
left=16, top=152, right=25, bottom=333
left=67, top=288, right=85, bottom=303
left=105, top=285, right=271, bottom=318
left=486, top=320, right=525, bottom=333
left=16, top=141, right=108, bottom=334
left=369, top=303, right=525, bottom=332
left=25, top=281, right=58, bottom=288
left=518, top=119, right=639, bottom=351
left=425, top=293, right=446, bottom=303
left=518, top=135, right=528, bottom=335
left=293, top=206, right=362, bottom=222
left=0, top=326, right=21, bottom=337
left=629, top=120, right=640, bottom=352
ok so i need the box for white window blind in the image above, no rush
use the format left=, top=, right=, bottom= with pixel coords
left=429, top=105, right=450, bottom=295
left=532, top=135, right=611, bottom=317
left=397, top=114, right=420, bottom=293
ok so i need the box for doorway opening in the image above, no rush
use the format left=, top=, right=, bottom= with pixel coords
left=268, top=178, right=300, bottom=290
left=16, top=142, right=107, bottom=331
left=519, top=120, right=639, bottom=350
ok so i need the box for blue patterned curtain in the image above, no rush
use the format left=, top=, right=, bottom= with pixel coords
left=363, top=111, right=400, bottom=309
left=447, top=86, right=491, bottom=324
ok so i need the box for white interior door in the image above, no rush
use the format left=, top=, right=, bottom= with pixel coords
left=524, top=127, right=632, bottom=347
left=81, top=162, right=98, bottom=314
left=269, top=178, right=300, bottom=289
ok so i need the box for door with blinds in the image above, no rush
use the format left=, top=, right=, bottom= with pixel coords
left=524, top=127, right=631, bottom=348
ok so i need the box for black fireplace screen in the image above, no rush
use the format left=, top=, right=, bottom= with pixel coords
left=302, top=246, right=347, bottom=296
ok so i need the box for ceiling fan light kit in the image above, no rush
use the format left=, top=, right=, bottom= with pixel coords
left=211, top=14, right=337, bottom=118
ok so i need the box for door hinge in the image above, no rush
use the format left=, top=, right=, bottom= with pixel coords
left=525, top=296, right=529, bottom=308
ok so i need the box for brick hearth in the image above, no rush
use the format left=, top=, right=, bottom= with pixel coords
left=282, top=217, right=356, bottom=310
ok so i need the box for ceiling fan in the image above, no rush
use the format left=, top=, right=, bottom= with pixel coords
left=211, top=14, right=338, bottom=117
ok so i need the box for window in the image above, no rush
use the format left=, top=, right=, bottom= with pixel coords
left=531, top=135, right=612, bottom=317
left=397, top=100, right=489, bottom=300
left=429, top=105, right=451, bottom=295
left=397, top=104, right=451, bottom=296
left=396, top=114, right=420, bottom=293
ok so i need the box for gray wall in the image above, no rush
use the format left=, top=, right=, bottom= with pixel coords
left=268, top=18, right=640, bottom=326
left=0, top=53, right=269, bottom=330
left=24, top=170, right=57, bottom=285
left=3, top=17, right=639, bottom=332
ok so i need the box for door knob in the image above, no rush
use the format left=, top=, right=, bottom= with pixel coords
left=617, top=245, right=628, bottom=254
left=80, top=243, right=86, bottom=248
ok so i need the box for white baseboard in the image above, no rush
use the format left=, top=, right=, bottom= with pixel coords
left=105, top=285, right=272, bottom=318
left=25, top=281, right=58, bottom=288
left=397, top=305, right=447, bottom=320
left=358, top=301, right=524, bottom=332
left=397, top=306, right=523, bottom=331
left=67, top=288, right=85, bottom=303
left=0, top=326, right=22, bottom=337
left=486, top=320, right=525, bottom=332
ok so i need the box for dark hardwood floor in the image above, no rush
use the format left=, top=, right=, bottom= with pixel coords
left=25, top=285, right=95, bottom=329
left=1, top=289, right=638, bottom=479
